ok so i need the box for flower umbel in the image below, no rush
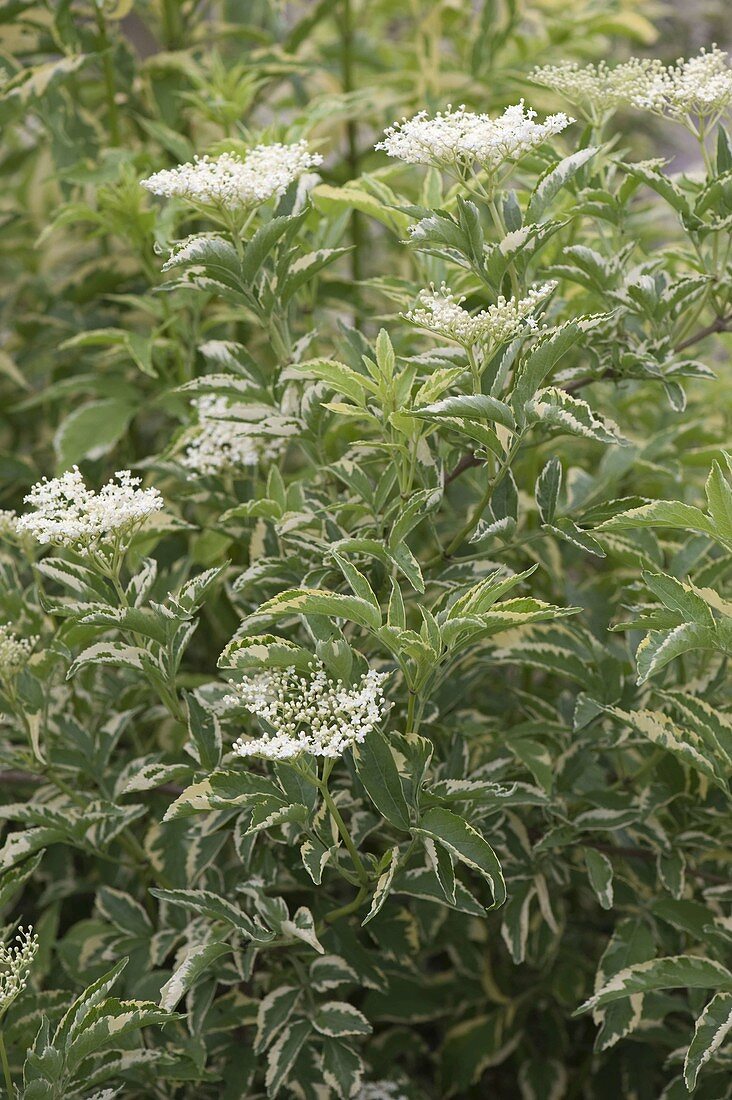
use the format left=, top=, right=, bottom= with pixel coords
left=0, top=625, right=37, bottom=682
left=17, top=468, right=164, bottom=554
left=534, top=49, right=732, bottom=127
left=532, top=58, right=666, bottom=120
left=141, top=142, right=322, bottom=210
left=228, top=662, right=387, bottom=760
left=358, top=1085, right=408, bottom=1100
left=404, top=282, right=555, bottom=348
left=629, top=47, right=732, bottom=123
left=0, top=926, right=37, bottom=1013
left=376, top=102, right=572, bottom=173
left=182, top=396, right=284, bottom=476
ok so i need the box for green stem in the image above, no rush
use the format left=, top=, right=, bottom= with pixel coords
left=94, top=8, right=120, bottom=146
left=0, top=1028, right=14, bottom=1099
left=341, top=0, right=363, bottom=291
left=406, top=690, right=417, bottom=735
left=317, top=778, right=369, bottom=886
left=437, top=435, right=521, bottom=562
left=323, top=884, right=368, bottom=925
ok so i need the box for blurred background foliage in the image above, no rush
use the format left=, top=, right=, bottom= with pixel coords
left=0, top=0, right=728, bottom=500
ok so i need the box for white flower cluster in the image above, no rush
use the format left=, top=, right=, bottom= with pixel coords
left=405, top=282, right=555, bottom=347
left=0, top=926, right=38, bottom=1012
left=17, top=468, right=164, bottom=553
left=534, top=48, right=732, bottom=124
left=182, top=396, right=283, bottom=476
left=0, top=624, right=37, bottom=680
left=358, top=1085, right=408, bottom=1100
left=630, top=47, right=732, bottom=122
left=0, top=510, right=18, bottom=538
left=228, top=662, right=387, bottom=760
left=376, top=102, right=572, bottom=172
left=141, top=142, right=322, bottom=210
left=532, top=58, right=666, bottom=117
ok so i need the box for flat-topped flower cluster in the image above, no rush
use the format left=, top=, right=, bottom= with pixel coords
left=0, top=926, right=37, bottom=1012
left=376, top=101, right=572, bottom=172
left=0, top=624, right=37, bottom=680
left=228, top=662, right=387, bottom=760
left=141, top=141, right=322, bottom=210
left=17, top=468, right=163, bottom=553
left=534, top=47, right=732, bottom=124
left=358, top=1084, right=408, bottom=1100
left=532, top=58, right=665, bottom=118
left=405, top=282, right=555, bottom=348
left=182, top=396, right=282, bottom=476
left=633, top=46, right=732, bottom=121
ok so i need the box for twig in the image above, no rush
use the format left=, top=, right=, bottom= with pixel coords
left=445, top=453, right=482, bottom=485
left=675, top=314, right=732, bottom=352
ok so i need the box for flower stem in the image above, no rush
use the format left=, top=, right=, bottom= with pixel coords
left=317, top=777, right=369, bottom=887
left=0, top=1029, right=14, bottom=1099
left=93, top=7, right=120, bottom=146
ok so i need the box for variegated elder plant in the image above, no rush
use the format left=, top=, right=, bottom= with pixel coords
left=0, top=3, right=730, bottom=1098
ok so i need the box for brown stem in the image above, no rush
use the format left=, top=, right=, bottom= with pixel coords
left=675, top=314, right=732, bottom=353
left=445, top=452, right=482, bottom=485
left=564, top=314, right=732, bottom=394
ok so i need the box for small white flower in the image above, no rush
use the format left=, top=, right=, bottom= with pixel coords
left=376, top=102, right=572, bottom=173
left=630, top=47, right=732, bottom=122
left=404, top=282, right=555, bottom=348
left=358, top=1084, right=408, bottom=1100
left=534, top=49, right=732, bottom=125
left=0, top=624, right=37, bottom=681
left=141, top=142, right=323, bottom=210
left=181, top=396, right=284, bottom=476
left=532, top=58, right=667, bottom=118
left=0, top=926, right=38, bottom=1012
left=0, top=511, right=18, bottom=538
left=227, top=661, right=387, bottom=760
left=17, top=468, right=164, bottom=554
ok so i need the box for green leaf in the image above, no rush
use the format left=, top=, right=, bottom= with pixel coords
left=256, top=588, right=382, bottom=631
left=576, top=956, right=732, bottom=1014
left=584, top=848, right=614, bottom=909
left=602, top=705, right=729, bottom=788
left=545, top=518, right=606, bottom=557
left=322, top=1037, right=364, bottom=1100
left=705, top=460, right=732, bottom=541
left=96, top=886, right=152, bottom=938
left=185, top=691, right=222, bottom=771
left=527, top=147, right=598, bottom=222
left=597, top=501, right=717, bottom=539
left=265, top=1019, right=312, bottom=1097
left=255, top=985, right=302, bottom=1054
left=642, top=571, right=715, bottom=626
left=527, top=387, right=629, bottom=445
left=684, top=992, right=732, bottom=1090
left=535, top=457, right=562, bottom=524
left=413, top=393, right=515, bottom=430
left=635, top=625, right=722, bottom=685
left=149, top=888, right=275, bottom=944
left=414, top=807, right=506, bottom=908
left=362, top=847, right=400, bottom=925
left=54, top=399, right=134, bottom=468
left=313, top=1001, right=372, bottom=1037
left=159, top=941, right=231, bottom=1011
left=353, top=731, right=411, bottom=831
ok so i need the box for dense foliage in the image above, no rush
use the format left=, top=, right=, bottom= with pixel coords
left=0, top=2, right=731, bottom=1097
